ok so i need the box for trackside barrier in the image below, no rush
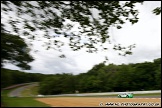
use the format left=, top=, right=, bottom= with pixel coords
left=42, top=90, right=161, bottom=97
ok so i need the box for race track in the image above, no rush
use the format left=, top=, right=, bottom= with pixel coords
left=7, top=83, right=161, bottom=107
left=98, top=95, right=161, bottom=98
left=8, top=83, right=38, bottom=97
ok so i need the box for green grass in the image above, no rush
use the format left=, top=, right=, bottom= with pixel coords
left=2, top=84, right=160, bottom=107
left=2, top=97, right=51, bottom=107
left=133, top=93, right=161, bottom=96
left=21, top=85, right=39, bottom=97
left=1, top=86, right=51, bottom=107
left=1, top=88, right=18, bottom=97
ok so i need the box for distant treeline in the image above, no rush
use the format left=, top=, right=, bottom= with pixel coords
left=1, top=58, right=161, bottom=95
left=1, top=68, right=46, bottom=88
left=39, top=58, right=161, bottom=95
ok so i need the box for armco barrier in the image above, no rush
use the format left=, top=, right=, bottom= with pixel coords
left=43, top=90, right=161, bottom=97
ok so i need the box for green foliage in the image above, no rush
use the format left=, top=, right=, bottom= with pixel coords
left=1, top=58, right=161, bottom=95
left=153, top=7, right=161, bottom=15
left=1, top=1, right=145, bottom=56
left=1, top=85, right=50, bottom=107
left=39, top=58, right=161, bottom=94
left=21, top=85, right=39, bottom=97
left=1, top=69, right=13, bottom=88
left=1, top=30, right=34, bottom=70
left=86, top=63, right=105, bottom=75
left=1, top=68, right=45, bottom=88
left=2, top=96, right=50, bottom=107
left=39, top=73, right=76, bottom=95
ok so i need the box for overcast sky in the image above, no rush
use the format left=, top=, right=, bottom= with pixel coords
left=3, top=1, right=161, bottom=75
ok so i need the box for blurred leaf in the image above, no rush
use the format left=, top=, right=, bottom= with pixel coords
left=153, top=7, right=161, bottom=15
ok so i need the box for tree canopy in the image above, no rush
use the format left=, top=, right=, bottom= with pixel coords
left=1, top=68, right=45, bottom=88
left=38, top=58, right=161, bottom=94
left=1, top=1, right=147, bottom=56
left=1, top=58, right=161, bottom=94
left=1, top=25, right=34, bottom=70
left=1, top=1, right=161, bottom=66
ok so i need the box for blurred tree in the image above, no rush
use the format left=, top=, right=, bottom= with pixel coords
left=1, top=68, right=13, bottom=88
left=1, top=1, right=160, bottom=68
left=39, top=73, right=75, bottom=95
left=37, top=58, right=161, bottom=94
left=153, top=7, right=161, bottom=15
left=1, top=25, right=34, bottom=70
left=1, top=1, right=149, bottom=58
left=1, top=68, right=45, bottom=88
left=154, top=65, right=161, bottom=89
left=153, top=58, right=161, bottom=89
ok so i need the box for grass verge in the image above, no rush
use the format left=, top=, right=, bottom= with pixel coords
left=133, top=93, right=161, bottom=96
left=2, top=97, right=51, bottom=107
left=1, top=86, right=50, bottom=107
left=21, top=85, right=39, bottom=97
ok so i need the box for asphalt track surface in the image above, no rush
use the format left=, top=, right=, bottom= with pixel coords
left=6, top=84, right=161, bottom=107
left=8, top=83, right=38, bottom=97
left=8, top=83, right=161, bottom=98
left=95, top=95, right=161, bottom=98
